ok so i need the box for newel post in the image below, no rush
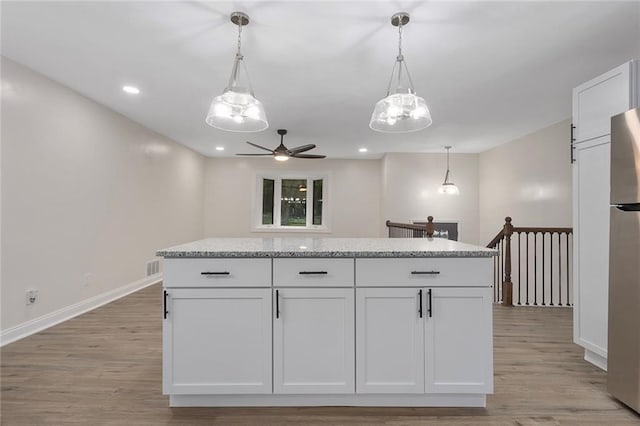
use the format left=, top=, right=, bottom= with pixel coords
left=426, top=216, right=435, bottom=238
left=503, top=217, right=514, bottom=306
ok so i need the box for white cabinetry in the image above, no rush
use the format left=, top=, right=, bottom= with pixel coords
left=573, top=138, right=611, bottom=367
left=161, top=245, right=494, bottom=407
left=273, top=288, right=354, bottom=394
left=356, top=287, right=425, bottom=393
left=355, top=259, right=493, bottom=395
left=425, top=287, right=493, bottom=393
left=572, top=60, right=639, bottom=370
left=356, top=287, right=493, bottom=395
left=163, top=288, right=272, bottom=394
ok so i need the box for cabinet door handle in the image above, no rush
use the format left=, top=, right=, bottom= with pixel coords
left=163, top=290, right=168, bottom=319
left=411, top=271, right=440, bottom=275
left=570, top=123, right=576, bottom=164
left=298, top=271, right=328, bottom=275
left=427, top=289, right=433, bottom=318
left=418, top=289, right=423, bottom=318
left=275, top=290, right=280, bottom=319
left=201, top=271, right=230, bottom=275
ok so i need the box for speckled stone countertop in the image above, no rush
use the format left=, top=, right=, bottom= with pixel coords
left=156, top=238, right=497, bottom=258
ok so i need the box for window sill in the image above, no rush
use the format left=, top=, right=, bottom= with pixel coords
left=252, top=226, right=331, bottom=234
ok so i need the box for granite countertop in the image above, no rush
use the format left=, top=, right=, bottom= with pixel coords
left=156, top=237, right=497, bottom=258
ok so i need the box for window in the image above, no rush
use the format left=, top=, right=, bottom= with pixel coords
left=256, top=174, right=328, bottom=232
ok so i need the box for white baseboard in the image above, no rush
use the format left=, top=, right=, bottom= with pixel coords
left=0, top=273, right=162, bottom=347
left=584, top=348, right=608, bottom=371
left=169, top=394, right=487, bottom=407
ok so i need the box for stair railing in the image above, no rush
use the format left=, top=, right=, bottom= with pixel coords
left=487, top=217, right=573, bottom=307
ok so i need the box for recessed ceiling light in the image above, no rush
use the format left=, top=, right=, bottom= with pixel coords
left=359, top=147, right=368, bottom=153
left=122, top=85, right=140, bottom=95
left=215, top=146, right=225, bottom=151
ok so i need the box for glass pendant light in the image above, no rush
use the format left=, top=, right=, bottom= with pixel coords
left=205, top=12, right=268, bottom=132
left=370, top=12, right=432, bottom=133
left=439, top=146, right=459, bottom=195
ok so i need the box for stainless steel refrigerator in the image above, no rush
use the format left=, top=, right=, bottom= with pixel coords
left=608, top=107, right=640, bottom=414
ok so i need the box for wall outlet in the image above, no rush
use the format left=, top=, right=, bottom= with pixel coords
left=26, top=289, right=38, bottom=305
left=83, top=273, right=93, bottom=288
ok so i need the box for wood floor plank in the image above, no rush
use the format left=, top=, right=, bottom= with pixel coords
left=2, top=283, right=639, bottom=425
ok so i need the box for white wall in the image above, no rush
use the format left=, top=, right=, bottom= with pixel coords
left=204, top=157, right=382, bottom=237
left=1, top=58, right=205, bottom=331
left=478, top=119, right=572, bottom=243
left=381, top=153, right=481, bottom=244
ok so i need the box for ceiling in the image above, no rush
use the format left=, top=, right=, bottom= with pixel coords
left=2, top=1, right=639, bottom=158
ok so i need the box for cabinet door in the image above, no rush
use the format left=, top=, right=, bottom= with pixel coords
left=572, top=61, right=635, bottom=142
left=163, top=288, right=272, bottom=394
left=356, top=288, right=424, bottom=393
left=425, top=287, right=493, bottom=393
left=273, top=288, right=354, bottom=394
left=573, top=139, right=610, bottom=359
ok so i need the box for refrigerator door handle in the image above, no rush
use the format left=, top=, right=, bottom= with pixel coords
left=614, top=203, right=640, bottom=212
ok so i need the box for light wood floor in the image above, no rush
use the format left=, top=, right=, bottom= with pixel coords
left=2, top=284, right=639, bottom=425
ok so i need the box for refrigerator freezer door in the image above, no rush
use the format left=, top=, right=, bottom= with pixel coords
left=607, top=207, right=640, bottom=413
left=611, top=108, right=640, bottom=205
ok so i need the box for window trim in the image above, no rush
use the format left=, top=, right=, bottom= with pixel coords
left=253, top=172, right=331, bottom=233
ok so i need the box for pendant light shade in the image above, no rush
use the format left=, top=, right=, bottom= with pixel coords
left=439, top=146, right=459, bottom=195
left=205, top=12, right=268, bottom=132
left=370, top=12, right=432, bottom=133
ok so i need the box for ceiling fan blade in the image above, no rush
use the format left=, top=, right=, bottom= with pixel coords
left=246, top=141, right=274, bottom=153
left=288, top=144, right=316, bottom=155
left=236, top=153, right=273, bottom=156
left=291, top=153, right=326, bottom=159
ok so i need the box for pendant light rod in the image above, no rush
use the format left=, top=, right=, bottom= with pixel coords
left=231, top=12, right=248, bottom=56
left=444, top=146, right=452, bottom=183
left=439, top=146, right=459, bottom=195
left=384, top=12, right=416, bottom=96
left=227, top=12, right=250, bottom=92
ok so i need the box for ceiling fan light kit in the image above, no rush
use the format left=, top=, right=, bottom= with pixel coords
left=369, top=12, right=432, bottom=133
left=439, top=146, right=460, bottom=195
left=205, top=12, right=268, bottom=132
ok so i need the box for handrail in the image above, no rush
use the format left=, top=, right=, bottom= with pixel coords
left=511, top=227, right=573, bottom=234
left=486, top=230, right=504, bottom=249
left=386, top=217, right=435, bottom=238
left=385, top=220, right=428, bottom=231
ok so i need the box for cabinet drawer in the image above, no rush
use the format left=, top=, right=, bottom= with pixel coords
left=273, top=258, right=354, bottom=287
left=163, top=258, right=271, bottom=288
left=356, top=258, right=491, bottom=287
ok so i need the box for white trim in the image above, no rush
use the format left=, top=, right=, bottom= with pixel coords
left=584, top=349, right=607, bottom=371
left=169, top=393, right=486, bottom=407
left=253, top=172, right=332, bottom=233
left=0, top=273, right=162, bottom=347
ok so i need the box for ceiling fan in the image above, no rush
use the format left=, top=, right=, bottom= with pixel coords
left=236, top=129, right=326, bottom=161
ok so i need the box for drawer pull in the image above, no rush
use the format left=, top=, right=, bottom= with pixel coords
left=411, top=271, right=440, bottom=275
left=163, top=290, right=169, bottom=319
left=201, top=271, right=230, bottom=276
left=299, top=271, right=328, bottom=275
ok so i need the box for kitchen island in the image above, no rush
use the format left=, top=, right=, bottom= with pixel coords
left=157, top=237, right=497, bottom=407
